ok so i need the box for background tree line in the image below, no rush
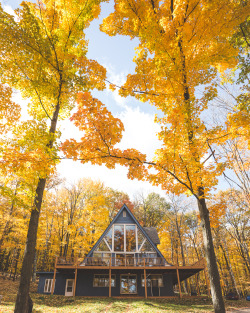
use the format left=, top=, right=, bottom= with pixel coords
left=0, top=175, right=249, bottom=296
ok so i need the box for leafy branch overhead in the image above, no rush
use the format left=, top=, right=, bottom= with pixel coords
left=61, top=0, right=249, bottom=199
left=60, top=2, right=249, bottom=312
left=0, top=0, right=107, bottom=177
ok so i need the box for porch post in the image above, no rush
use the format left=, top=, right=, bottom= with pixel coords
left=144, top=259, right=147, bottom=299
left=176, top=265, right=182, bottom=298
left=109, top=256, right=111, bottom=297
left=51, top=256, right=57, bottom=295
left=73, top=268, right=78, bottom=297
left=109, top=268, right=111, bottom=297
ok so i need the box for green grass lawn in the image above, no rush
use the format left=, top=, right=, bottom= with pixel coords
left=0, top=278, right=249, bottom=312
left=0, top=295, right=213, bottom=313
left=1, top=294, right=250, bottom=313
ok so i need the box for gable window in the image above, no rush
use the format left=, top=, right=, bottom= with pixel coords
left=140, top=239, right=155, bottom=252
left=44, top=279, right=54, bottom=293
left=104, top=228, right=113, bottom=250
left=114, top=225, right=124, bottom=251
left=137, top=229, right=145, bottom=250
left=126, top=225, right=136, bottom=252
left=123, top=211, right=126, bottom=217
left=93, top=274, right=115, bottom=287
left=141, top=274, right=164, bottom=287
left=96, top=240, right=110, bottom=252
left=92, top=224, right=158, bottom=255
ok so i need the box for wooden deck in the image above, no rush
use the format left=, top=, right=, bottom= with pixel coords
left=50, top=257, right=207, bottom=298
left=55, top=257, right=205, bottom=270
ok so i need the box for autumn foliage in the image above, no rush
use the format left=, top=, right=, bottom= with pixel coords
left=0, top=0, right=249, bottom=312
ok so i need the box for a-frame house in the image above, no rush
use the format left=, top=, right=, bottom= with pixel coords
left=37, top=204, right=205, bottom=297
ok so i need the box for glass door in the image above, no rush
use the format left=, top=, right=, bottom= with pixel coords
left=65, top=279, right=74, bottom=296
left=120, top=274, right=137, bottom=294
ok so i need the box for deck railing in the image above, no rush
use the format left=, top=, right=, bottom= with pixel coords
left=56, top=256, right=168, bottom=267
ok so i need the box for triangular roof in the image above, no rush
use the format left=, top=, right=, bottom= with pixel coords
left=86, top=204, right=169, bottom=263
left=143, top=227, right=160, bottom=245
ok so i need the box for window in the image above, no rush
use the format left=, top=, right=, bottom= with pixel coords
left=123, top=211, right=126, bottom=217
left=126, top=225, right=136, bottom=252
left=104, top=228, right=113, bottom=250
left=137, top=229, right=145, bottom=250
left=93, top=224, right=157, bottom=254
left=140, top=239, right=155, bottom=252
left=114, top=225, right=124, bottom=251
left=66, top=280, right=74, bottom=293
left=44, top=279, right=55, bottom=293
left=96, top=239, right=110, bottom=252
left=93, top=274, right=115, bottom=287
left=120, top=274, right=137, bottom=294
left=141, top=274, right=164, bottom=287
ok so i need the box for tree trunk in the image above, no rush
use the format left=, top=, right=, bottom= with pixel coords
left=197, top=187, right=225, bottom=313
left=0, top=250, right=6, bottom=272
left=176, top=218, right=188, bottom=293
left=14, top=178, right=46, bottom=313
left=220, top=238, right=240, bottom=297
left=176, top=34, right=225, bottom=310
left=4, top=250, right=11, bottom=273
left=217, top=258, right=226, bottom=295
left=42, top=213, right=54, bottom=271
left=14, top=100, right=60, bottom=313
left=13, top=248, right=20, bottom=281
left=0, top=201, right=16, bottom=251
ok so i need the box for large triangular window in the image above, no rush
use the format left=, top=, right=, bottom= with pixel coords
left=104, top=228, right=112, bottom=250
left=137, top=229, right=145, bottom=250
left=139, top=239, right=155, bottom=252
left=96, top=239, right=111, bottom=252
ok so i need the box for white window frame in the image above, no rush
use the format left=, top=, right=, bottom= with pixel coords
left=141, top=274, right=164, bottom=287
left=120, top=274, right=137, bottom=294
left=94, top=224, right=157, bottom=255
left=44, top=279, right=55, bottom=293
left=93, top=274, right=116, bottom=287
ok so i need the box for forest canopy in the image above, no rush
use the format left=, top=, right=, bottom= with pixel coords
left=0, top=0, right=249, bottom=313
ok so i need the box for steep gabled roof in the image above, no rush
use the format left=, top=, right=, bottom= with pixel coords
left=85, top=204, right=170, bottom=264
left=143, top=227, right=160, bottom=245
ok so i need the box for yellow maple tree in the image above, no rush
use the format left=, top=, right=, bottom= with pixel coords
left=0, top=0, right=107, bottom=311
left=62, top=1, right=249, bottom=311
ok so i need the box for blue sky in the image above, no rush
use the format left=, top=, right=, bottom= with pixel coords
left=1, top=0, right=169, bottom=199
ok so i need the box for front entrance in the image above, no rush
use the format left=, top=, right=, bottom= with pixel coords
left=120, top=274, right=137, bottom=294
left=65, top=279, right=74, bottom=296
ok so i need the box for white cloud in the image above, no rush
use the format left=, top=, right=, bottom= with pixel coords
left=117, top=107, right=161, bottom=159
left=11, top=90, right=30, bottom=121
left=57, top=161, right=167, bottom=199
left=2, top=4, right=19, bottom=21
left=104, top=64, right=129, bottom=109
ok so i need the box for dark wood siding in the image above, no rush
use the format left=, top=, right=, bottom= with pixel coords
left=37, top=272, right=74, bottom=295
left=115, top=210, right=135, bottom=224
left=38, top=270, right=175, bottom=297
